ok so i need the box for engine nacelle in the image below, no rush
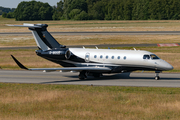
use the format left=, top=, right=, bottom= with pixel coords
left=65, top=50, right=71, bottom=59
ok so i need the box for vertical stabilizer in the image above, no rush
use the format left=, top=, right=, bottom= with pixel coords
left=8, top=23, right=65, bottom=50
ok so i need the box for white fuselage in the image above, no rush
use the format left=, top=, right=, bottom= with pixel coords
left=69, top=48, right=173, bottom=71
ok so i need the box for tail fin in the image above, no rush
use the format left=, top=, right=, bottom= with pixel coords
left=8, top=23, right=65, bottom=50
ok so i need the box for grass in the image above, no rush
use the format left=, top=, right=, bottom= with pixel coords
left=1, top=16, right=180, bottom=47
left=1, top=16, right=180, bottom=46
left=1, top=35, right=180, bottom=47
left=0, top=83, right=180, bottom=120
left=2, top=16, right=180, bottom=32
left=0, top=49, right=59, bottom=69
left=54, top=35, right=180, bottom=46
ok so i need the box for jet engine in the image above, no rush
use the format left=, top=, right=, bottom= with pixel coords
left=65, top=50, right=71, bottom=59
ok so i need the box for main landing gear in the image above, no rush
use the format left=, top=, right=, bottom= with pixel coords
left=78, top=71, right=103, bottom=80
left=93, top=73, right=102, bottom=78
left=155, top=71, right=161, bottom=80
left=78, top=71, right=87, bottom=80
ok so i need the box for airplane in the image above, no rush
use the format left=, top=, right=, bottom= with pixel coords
left=8, top=23, right=173, bottom=80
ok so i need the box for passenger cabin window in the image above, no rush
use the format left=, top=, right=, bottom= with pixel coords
left=94, top=55, right=97, bottom=58
left=100, top=55, right=103, bottom=59
left=106, top=56, right=108, bottom=59
left=111, top=56, right=114, bottom=59
left=150, top=54, right=159, bottom=60
left=124, top=56, right=126, bottom=60
left=117, top=56, right=120, bottom=59
left=143, top=55, right=150, bottom=59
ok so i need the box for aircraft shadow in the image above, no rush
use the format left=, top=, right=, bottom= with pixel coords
left=41, top=73, right=180, bottom=84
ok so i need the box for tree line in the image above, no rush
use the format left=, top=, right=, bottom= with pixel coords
left=2, top=0, right=180, bottom=20
left=0, top=6, right=15, bottom=18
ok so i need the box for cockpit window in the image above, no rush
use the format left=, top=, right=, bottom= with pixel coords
left=143, top=55, right=150, bottom=59
left=150, top=54, right=159, bottom=59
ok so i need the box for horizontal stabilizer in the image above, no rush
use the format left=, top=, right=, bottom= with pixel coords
left=11, top=55, right=112, bottom=72
left=7, top=23, right=44, bottom=28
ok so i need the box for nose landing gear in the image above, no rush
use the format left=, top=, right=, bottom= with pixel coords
left=155, top=76, right=160, bottom=80
left=155, top=71, right=161, bottom=80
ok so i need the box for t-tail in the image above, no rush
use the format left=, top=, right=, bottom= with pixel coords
left=8, top=23, right=66, bottom=50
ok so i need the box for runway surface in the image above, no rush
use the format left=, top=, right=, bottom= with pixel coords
left=1, top=31, right=180, bottom=36
left=0, top=70, right=180, bottom=87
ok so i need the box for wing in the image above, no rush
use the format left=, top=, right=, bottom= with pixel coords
left=11, top=55, right=112, bottom=72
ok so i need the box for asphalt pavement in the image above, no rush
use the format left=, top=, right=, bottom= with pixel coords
left=0, top=70, right=180, bottom=87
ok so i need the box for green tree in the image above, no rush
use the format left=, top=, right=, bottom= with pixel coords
left=0, top=10, right=2, bottom=15
left=149, top=0, right=161, bottom=20
left=170, top=0, right=180, bottom=20
left=124, top=0, right=133, bottom=20
left=74, top=11, right=88, bottom=20
left=52, top=1, right=64, bottom=20
left=0, top=6, right=15, bottom=15
left=105, top=0, right=123, bottom=20
left=14, top=1, right=53, bottom=21
left=11, top=0, right=180, bottom=21
left=38, top=3, right=53, bottom=20
left=69, top=9, right=81, bottom=19
left=6, top=12, right=14, bottom=18
left=88, top=0, right=105, bottom=20
left=62, top=0, right=87, bottom=20
left=2, top=12, right=7, bottom=18
left=132, top=0, right=150, bottom=20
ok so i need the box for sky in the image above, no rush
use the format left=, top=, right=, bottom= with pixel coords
left=1, top=0, right=60, bottom=8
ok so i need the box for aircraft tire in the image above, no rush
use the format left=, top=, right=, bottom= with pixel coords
left=155, top=76, right=160, bottom=80
left=79, top=71, right=87, bottom=80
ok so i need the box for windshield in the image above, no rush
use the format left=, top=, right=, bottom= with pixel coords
left=150, top=54, right=160, bottom=60
left=143, top=55, right=150, bottom=59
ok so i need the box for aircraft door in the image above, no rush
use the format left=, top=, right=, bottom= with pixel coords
left=85, top=53, right=90, bottom=62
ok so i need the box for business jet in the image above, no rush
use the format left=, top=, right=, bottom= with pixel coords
left=8, top=23, right=173, bottom=80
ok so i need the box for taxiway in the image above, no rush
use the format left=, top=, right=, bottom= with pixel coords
left=0, top=70, right=180, bottom=87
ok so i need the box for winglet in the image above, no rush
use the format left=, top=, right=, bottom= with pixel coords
left=11, top=55, right=28, bottom=70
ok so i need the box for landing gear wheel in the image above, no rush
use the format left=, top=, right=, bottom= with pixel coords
left=155, top=71, right=161, bottom=80
left=79, top=75, right=85, bottom=80
left=79, top=71, right=87, bottom=80
left=155, top=76, right=160, bottom=80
